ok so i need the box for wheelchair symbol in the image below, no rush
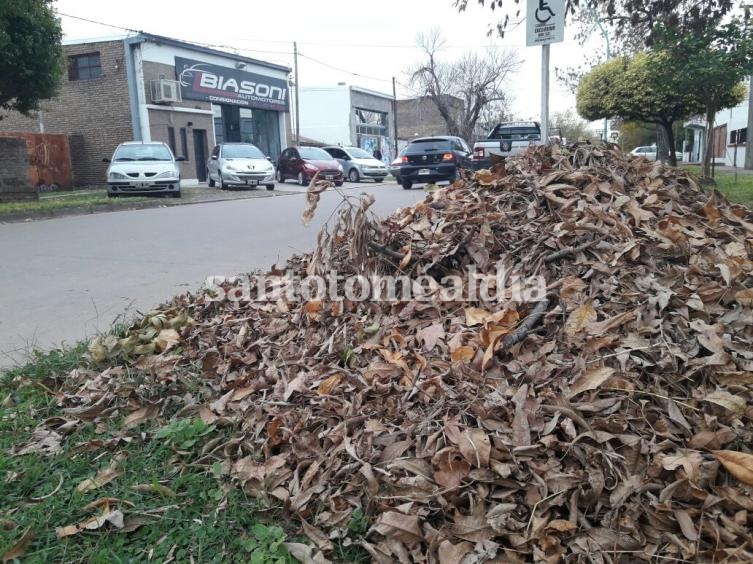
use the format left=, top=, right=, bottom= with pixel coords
left=535, top=0, right=556, bottom=23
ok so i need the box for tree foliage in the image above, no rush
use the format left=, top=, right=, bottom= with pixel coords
left=576, top=53, right=704, bottom=165
left=407, top=29, right=521, bottom=142
left=0, top=0, right=64, bottom=116
left=550, top=109, right=594, bottom=143
left=652, top=19, right=752, bottom=175
left=454, top=0, right=733, bottom=45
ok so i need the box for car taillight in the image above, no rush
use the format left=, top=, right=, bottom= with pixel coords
left=401, top=156, right=409, bottom=163
left=473, top=148, right=485, bottom=160
left=442, top=153, right=454, bottom=161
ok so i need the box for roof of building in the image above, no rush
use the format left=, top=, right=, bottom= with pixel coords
left=64, top=32, right=291, bottom=74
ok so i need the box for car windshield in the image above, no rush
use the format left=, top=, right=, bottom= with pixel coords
left=299, top=147, right=332, bottom=160
left=488, top=126, right=541, bottom=141
left=406, top=139, right=452, bottom=152
left=222, top=144, right=265, bottom=159
left=113, top=144, right=173, bottom=161
left=345, top=147, right=374, bottom=159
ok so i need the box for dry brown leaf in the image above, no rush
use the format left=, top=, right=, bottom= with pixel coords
left=155, top=328, right=180, bottom=352
left=76, top=467, right=120, bottom=493
left=123, top=405, right=158, bottom=429
left=450, top=346, right=475, bottom=362
left=564, top=302, right=597, bottom=337
left=674, top=508, right=699, bottom=541
left=437, top=540, right=473, bottom=564
left=416, top=323, right=445, bottom=352
left=2, top=527, right=33, bottom=563
left=464, top=307, right=491, bottom=326
left=372, top=512, right=422, bottom=546
left=735, top=288, right=753, bottom=306
left=567, top=367, right=615, bottom=398
left=317, top=374, right=342, bottom=396
left=457, top=428, right=491, bottom=468
left=56, top=510, right=124, bottom=538
left=704, top=390, right=746, bottom=414
left=713, top=450, right=753, bottom=486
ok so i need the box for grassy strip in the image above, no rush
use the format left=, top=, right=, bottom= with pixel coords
left=0, top=190, right=150, bottom=215
left=680, top=165, right=753, bottom=207
left=0, top=347, right=299, bottom=563
left=1, top=344, right=370, bottom=563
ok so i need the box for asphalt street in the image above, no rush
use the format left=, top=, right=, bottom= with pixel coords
left=0, top=180, right=427, bottom=368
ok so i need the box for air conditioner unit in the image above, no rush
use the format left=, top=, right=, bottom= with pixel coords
left=150, top=79, right=181, bottom=104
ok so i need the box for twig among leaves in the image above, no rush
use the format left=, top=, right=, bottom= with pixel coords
left=500, top=299, right=550, bottom=351
left=542, top=241, right=595, bottom=263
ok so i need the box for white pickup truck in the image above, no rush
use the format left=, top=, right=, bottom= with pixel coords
left=471, top=121, right=544, bottom=170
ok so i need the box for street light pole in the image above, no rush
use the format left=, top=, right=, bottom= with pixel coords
left=592, top=9, right=611, bottom=142
left=293, top=41, right=300, bottom=145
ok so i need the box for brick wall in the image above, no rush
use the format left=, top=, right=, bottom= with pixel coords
left=0, top=40, right=133, bottom=186
left=0, top=138, right=36, bottom=202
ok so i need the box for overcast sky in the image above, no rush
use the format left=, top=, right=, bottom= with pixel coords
left=54, top=0, right=603, bottom=124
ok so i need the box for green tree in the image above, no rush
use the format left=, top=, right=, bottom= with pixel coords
left=653, top=20, right=752, bottom=175
left=0, top=0, right=64, bottom=116
left=577, top=52, right=709, bottom=165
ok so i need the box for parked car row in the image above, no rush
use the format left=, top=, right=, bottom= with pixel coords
left=103, top=136, right=473, bottom=198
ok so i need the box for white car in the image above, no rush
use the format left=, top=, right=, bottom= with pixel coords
left=105, top=141, right=183, bottom=198
left=630, top=145, right=683, bottom=162
left=630, top=146, right=657, bottom=160
left=206, top=143, right=275, bottom=190
left=322, top=146, right=388, bottom=183
left=102, top=141, right=185, bottom=198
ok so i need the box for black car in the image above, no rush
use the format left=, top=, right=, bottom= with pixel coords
left=396, top=136, right=472, bottom=190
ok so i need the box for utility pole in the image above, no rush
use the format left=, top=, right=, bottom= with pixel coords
left=392, top=76, right=398, bottom=160
left=592, top=9, right=611, bottom=141
left=293, top=41, right=300, bottom=145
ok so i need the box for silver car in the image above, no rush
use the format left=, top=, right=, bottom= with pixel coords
left=206, top=143, right=276, bottom=190
left=322, top=146, right=388, bottom=183
left=105, top=141, right=184, bottom=198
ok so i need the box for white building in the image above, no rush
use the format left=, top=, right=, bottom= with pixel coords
left=685, top=81, right=750, bottom=167
left=298, top=85, right=396, bottom=162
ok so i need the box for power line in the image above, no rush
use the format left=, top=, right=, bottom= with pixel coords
left=57, top=12, right=293, bottom=57
left=297, top=52, right=394, bottom=84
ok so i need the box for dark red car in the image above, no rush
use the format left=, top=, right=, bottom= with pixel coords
left=276, top=146, right=344, bottom=186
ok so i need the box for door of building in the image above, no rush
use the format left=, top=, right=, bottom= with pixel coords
left=193, top=129, right=208, bottom=182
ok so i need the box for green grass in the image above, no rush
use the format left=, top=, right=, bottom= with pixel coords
left=0, top=189, right=150, bottom=216
left=0, top=346, right=302, bottom=563
left=680, top=165, right=753, bottom=207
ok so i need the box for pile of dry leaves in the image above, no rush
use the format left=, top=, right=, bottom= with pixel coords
left=70, top=145, right=753, bottom=562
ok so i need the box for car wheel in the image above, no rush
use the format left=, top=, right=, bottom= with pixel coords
left=266, top=184, right=275, bottom=191
left=172, top=191, right=182, bottom=198
left=107, top=193, right=117, bottom=198
left=276, top=168, right=283, bottom=182
left=219, top=173, right=228, bottom=190
left=207, top=171, right=215, bottom=187
left=335, top=181, right=344, bottom=187
left=402, top=180, right=413, bottom=190
left=374, top=178, right=383, bottom=183
left=297, top=172, right=306, bottom=186
left=348, top=168, right=360, bottom=182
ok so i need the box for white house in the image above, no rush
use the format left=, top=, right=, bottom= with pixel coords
left=298, top=84, right=396, bottom=162
left=685, top=80, right=750, bottom=167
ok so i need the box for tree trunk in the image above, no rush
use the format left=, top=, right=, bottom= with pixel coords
left=702, top=107, right=715, bottom=177
left=656, top=123, right=676, bottom=166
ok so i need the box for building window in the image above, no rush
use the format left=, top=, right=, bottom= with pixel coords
left=180, top=128, right=188, bottom=159
left=167, top=127, right=176, bottom=155
left=730, top=128, right=747, bottom=145
left=68, top=53, right=102, bottom=81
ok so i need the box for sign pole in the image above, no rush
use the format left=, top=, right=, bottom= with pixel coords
left=540, top=43, right=550, bottom=143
